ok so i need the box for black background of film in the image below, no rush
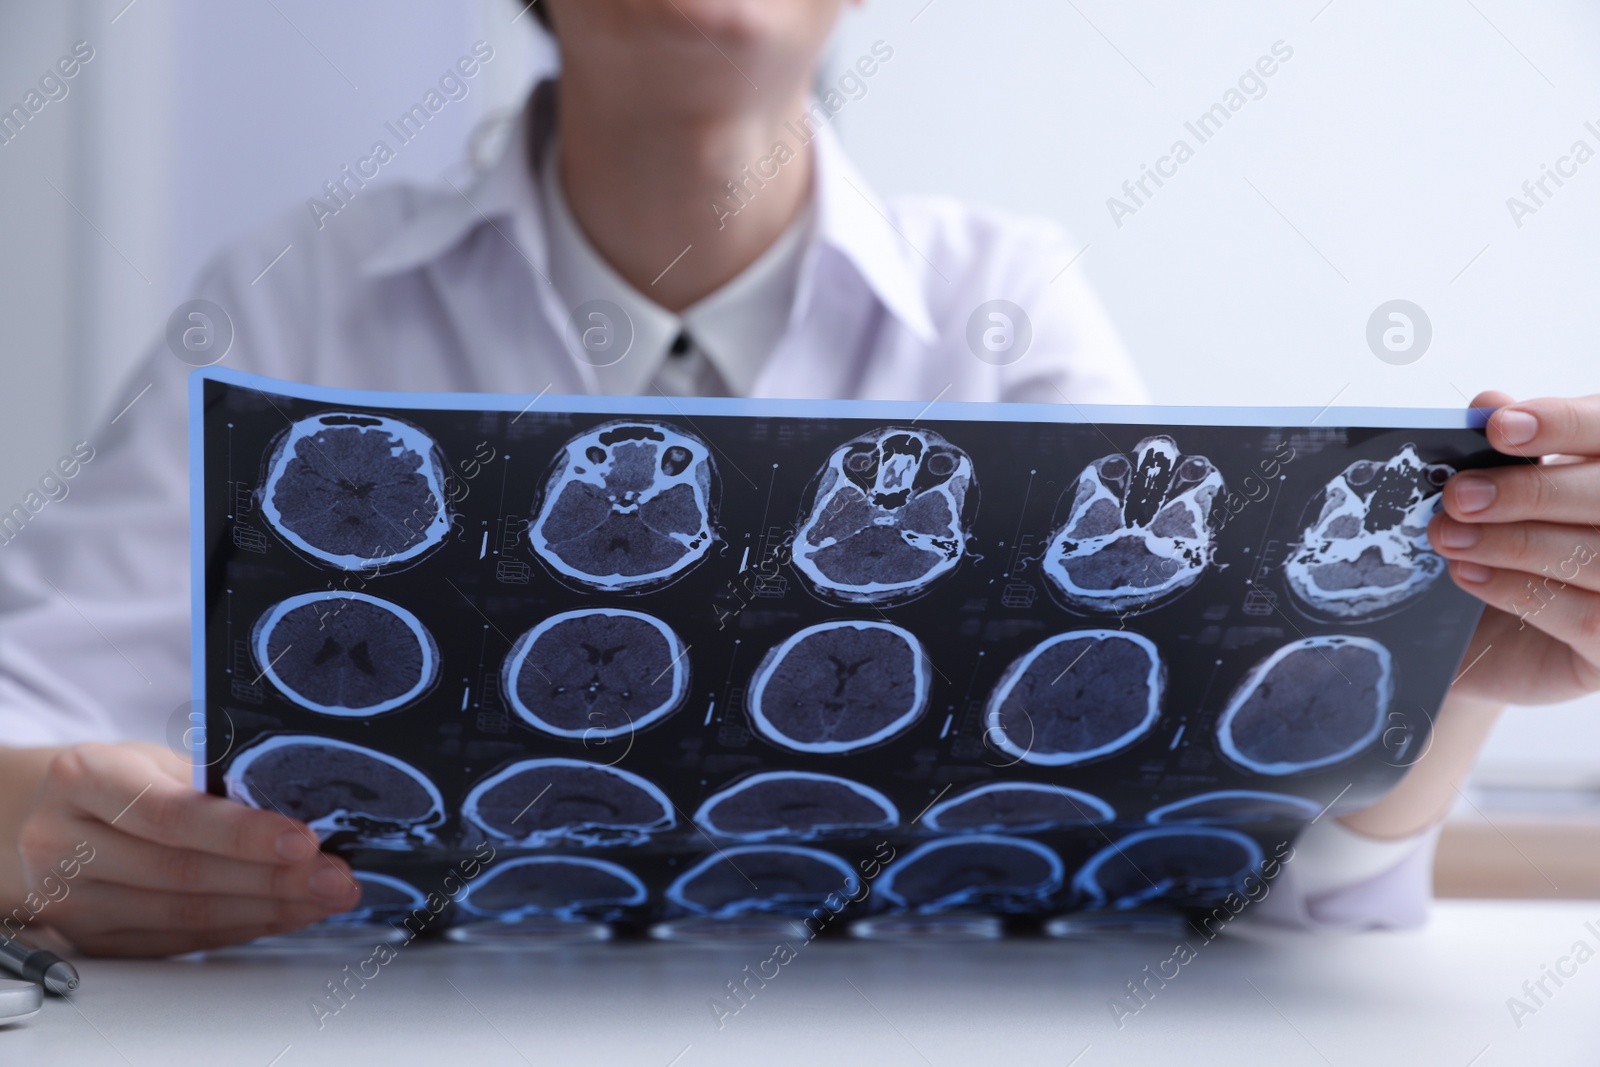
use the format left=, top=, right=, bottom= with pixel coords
left=200, top=376, right=1510, bottom=925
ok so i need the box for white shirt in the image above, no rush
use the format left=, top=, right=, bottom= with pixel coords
left=0, top=84, right=1426, bottom=930
left=539, top=140, right=813, bottom=398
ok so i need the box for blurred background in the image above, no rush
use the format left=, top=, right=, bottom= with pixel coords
left=1, top=0, right=1596, bottom=893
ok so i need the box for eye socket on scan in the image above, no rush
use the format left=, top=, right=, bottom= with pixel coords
left=1425, top=465, right=1450, bottom=487
left=585, top=446, right=607, bottom=465
left=926, top=451, right=957, bottom=477
left=1099, top=456, right=1130, bottom=482
left=1178, top=457, right=1209, bottom=481
left=1347, top=461, right=1378, bottom=487
left=845, top=449, right=876, bottom=474
left=661, top=446, right=692, bottom=476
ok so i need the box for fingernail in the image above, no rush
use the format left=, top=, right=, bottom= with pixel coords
left=276, top=831, right=316, bottom=862
left=310, top=867, right=351, bottom=901
left=1434, top=521, right=1480, bottom=550
left=1497, top=409, right=1538, bottom=447
left=1455, top=561, right=1493, bottom=584
left=1453, top=475, right=1496, bottom=514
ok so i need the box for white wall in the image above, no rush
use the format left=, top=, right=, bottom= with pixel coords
left=1, top=0, right=1595, bottom=779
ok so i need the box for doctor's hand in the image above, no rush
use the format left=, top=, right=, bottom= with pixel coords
left=1429, top=391, right=1600, bottom=708
left=13, top=741, right=359, bottom=957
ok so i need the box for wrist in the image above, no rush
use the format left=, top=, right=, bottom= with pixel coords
left=1336, top=694, right=1504, bottom=841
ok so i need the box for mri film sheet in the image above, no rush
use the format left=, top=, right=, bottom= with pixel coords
left=193, top=369, right=1509, bottom=930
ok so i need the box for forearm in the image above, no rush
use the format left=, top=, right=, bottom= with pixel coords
left=1337, top=693, right=1505, bottom=840
left=0, top=745, right=66, bottom=905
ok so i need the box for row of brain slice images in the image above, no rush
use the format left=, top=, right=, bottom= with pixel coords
left=334, top=828, right=1268, bottom=925
left=252, top=593, right=1395, bottom=774
left=261, top=412, right=1457, bottom=620
left=225, top=739, right=1282, bottom=920
left=224, top=740, right=1322, bottom=853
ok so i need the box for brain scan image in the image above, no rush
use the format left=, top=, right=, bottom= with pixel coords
left=223, top=736, right=444, bottom=848
left=1285, top=445, right=1454, bottom=619
left=252, top=592, right=438, bottom=716
left=261, top=411, right=451, bottom=571
left=1041, top=436, right=1223, bottom=614
left=501, top=609, right=688, bottom=739
left=694, top=771, right=899, bottom=841
left=461, top=758, right=674, bottom=847
left=879, top=836, right=1064, bottom=913
left=329, top=872, right=428, bottom=925
left=1146, top=790, right=1323, bottom=825
left=984, top=630, right=1164, bottom=766
left=460, top=857, right=647, bottom=923
left=1217, top=636, right=1393, bottom=775
left=791, top=427, right=976, bottom=605
left=529, top=421, right=716, bottom=592
left=747, top=621, right=930, bottom=753
left=666, top=846, right=860, bottom=918
left=1074, top=827, right=1263, bottom=909
left=922, top=782, right=1115, bottom=833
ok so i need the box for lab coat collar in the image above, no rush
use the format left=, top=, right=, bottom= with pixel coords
left=361, top=82, right=938, bottom=348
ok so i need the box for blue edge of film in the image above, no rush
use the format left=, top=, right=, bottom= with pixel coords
left=185, top=364, right=1492, bottom=788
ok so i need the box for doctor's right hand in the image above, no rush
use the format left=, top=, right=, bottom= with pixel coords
left=11, top=741, right=359, bottom=957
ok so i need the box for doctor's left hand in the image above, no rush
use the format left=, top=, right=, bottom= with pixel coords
left=1429, top=391, right=1600, bottom=708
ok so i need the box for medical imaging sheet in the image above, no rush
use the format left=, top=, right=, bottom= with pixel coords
left=190, top=368, right=1510, bottom=930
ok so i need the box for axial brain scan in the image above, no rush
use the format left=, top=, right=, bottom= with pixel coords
left=529, top=421, right=716, bottom=592
left=331, top=872, right=428, bottom=925
left=261, top=412, right=451, bottom=571
left=694, top=771, right=899, bottom=841
left=460, top=857, right=647, bottom=923
left=1285, top=445, right=1453, bottom=619
left=922, top=782, right=1115, bottom=833
left=984, top=630, right=1164, bottom=766
left=667, top=846, right=860, bottom=918
left=1146, top=790, right=1323, bottom=825
left=252, top=592, right=438, bottom=716
left=223, top=736, right=444, bottom=847
left=879, top=836, right=1064, bottom=912
left=791, top=427, right=975, bottom=605
left=501, top=609, right=688, bottom=739
left=1217, top=636, right=1393, bottom=775
left=1074, top=827, right=1263, bottom=909
left=1041, top=435, right=1223, bottom=613
left=747, top=621, right=930, bottom=753
left=461, top=758, right=675, bottom=847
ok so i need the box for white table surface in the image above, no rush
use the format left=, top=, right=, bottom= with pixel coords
left=4, top=901, right=1597, bottom=1066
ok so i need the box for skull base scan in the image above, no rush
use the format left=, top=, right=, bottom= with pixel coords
left=747, top=621, right=929, bottom=753
left=985, top=630, right=1164, bottom=766
left=880, top=836, right=1064, bottom=913
left=1218, top=636, right=1393, bottom=775
left=667, top=846, right=860, bottom=918
left=530, top=422, right=716, bottom=592
left=261, top=412, right=450, bottom=571
left=1042, top=435, right=1222, bottom=614
left=1286, top=445, right=1453, bottom=619
left=462, top=857, right=647, bottom=922
left=462, top=758, right=674, bottom=847
left=501, top=609, right=688, bottom=739
left=695, top=772, right=898, bottom=841
left=792, top=427, right=975, bottom=605
left=223, top=736, right=443, bottom=848
left=253, top=592, right=438, bottom=716
left=1075, top=828, right=1263, bottom=909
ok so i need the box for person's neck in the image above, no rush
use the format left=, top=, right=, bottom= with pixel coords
left=554, top=72, right=814, bottom=313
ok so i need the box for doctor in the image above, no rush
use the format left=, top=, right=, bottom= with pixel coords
left=0, top=0, right=1595, bottom=956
